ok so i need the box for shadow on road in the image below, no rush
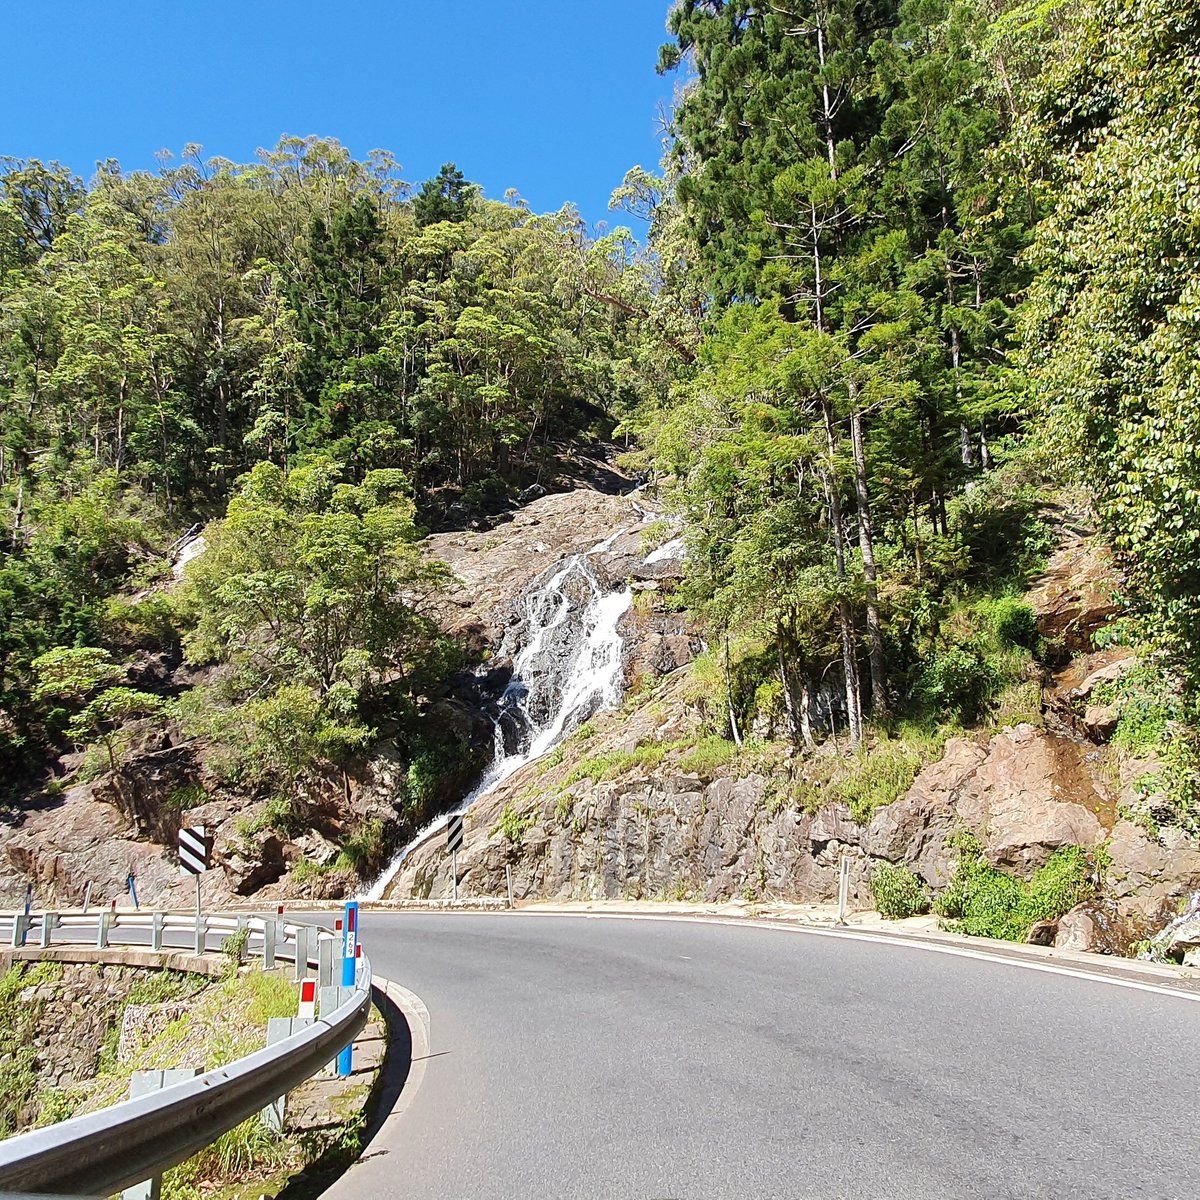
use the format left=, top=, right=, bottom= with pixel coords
left=275, top=985, right=415, bottom=1198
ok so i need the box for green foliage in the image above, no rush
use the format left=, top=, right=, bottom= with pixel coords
left=162, top=1116, right=287, bottom=1199
left=0, top=138, right=670, bottom=791
left=1018, top=0, right=1200, bottom=703
left=336, top=817, right=387, bottom=876
left=975, top=597, right=1040, bottom=653
left=291, top=857, right=333, bottom=886
left=0, top=961, right=62, bottom=1136
left=835, top=742, right=924, bottom=824
left=676, top=735, right=738, bottom=776
left=222, top=926, right=251, bottom=972
left=493, top=804, right=536, bottom=844
left=870, top=863, right=930, bottom=919
left=176, top=459, right=449, bottom=789
left=934, top=837, right=1094, bottom=941
left=165, top=783, right=207, bottom=812
left=411, top=162, right=477, bottom=228
left=915, top=593, right=1040, bottom=726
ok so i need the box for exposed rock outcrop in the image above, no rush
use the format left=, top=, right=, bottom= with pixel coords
left=1026, top=516, right=1123, bottom=650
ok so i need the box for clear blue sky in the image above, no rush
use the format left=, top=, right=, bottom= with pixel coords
left=1, top=1, right=680, bottom=229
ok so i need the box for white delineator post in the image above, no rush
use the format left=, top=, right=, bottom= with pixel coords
left=837, top=855, right=850, bottom=925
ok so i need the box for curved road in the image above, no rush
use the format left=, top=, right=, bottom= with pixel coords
left=333, top=913, right=1196, bottom=1200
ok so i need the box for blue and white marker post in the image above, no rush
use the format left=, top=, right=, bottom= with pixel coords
left=337, top=901, right=358, bottom=1077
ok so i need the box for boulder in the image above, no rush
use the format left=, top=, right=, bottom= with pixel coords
left=1081, top=704, right=1119, bottom=741
left=1053, top=908, right=1100, bottom=952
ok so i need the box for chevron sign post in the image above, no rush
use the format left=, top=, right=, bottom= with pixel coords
left=447, top=814, right=464, bottom=902
left=178, top=826, right=213, bottom=915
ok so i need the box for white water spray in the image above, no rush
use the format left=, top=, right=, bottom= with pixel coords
left=643, top=536, right=685, bottom=566
left=361, top=539, right=633, bottom=900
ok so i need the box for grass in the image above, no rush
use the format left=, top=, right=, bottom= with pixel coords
left=836, top=743, right=922, bottom=823
left=163, top=1116, right=288, bottom=1200
left=676, top=735, right=738, bottom=775
left=559, top=731, right=752, bottom=793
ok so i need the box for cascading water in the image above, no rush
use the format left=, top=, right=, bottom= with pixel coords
left=361, top=534, right=633, bottom=900
left=1139, top=888, right=1200, bottom=958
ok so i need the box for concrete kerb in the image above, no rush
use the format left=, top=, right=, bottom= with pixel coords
left=320, top=975, right=430, bottom=1195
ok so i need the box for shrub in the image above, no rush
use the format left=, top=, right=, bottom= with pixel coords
left=977, top=596, right=1040, bottom=651
left=493, top=803, right=535, bottom=843
left=335, top=818, right=387, bottom=875
left=934, top=836, right=1094, bottom=941
left=918, top=644, right=999, bottom=724
left=291, top=857, right=332, bottom=885
left=870, top=863, right=930, bottom=919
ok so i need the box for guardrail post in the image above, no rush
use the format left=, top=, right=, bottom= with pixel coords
left=150, top=912, right=165, bottom=951
left=338, top=902, right=358, bottom=1077
left=10, top=914, right=31, bottom=949
left=121, top=1069, right=201, bottom=1200
left=96, top=910, right=110, bottom=949
left=317, top=932, right=334, bottom=989
left=261, top=1016, right=313, bottom=1132
left=291, top=921, right=309, bottom=979
left=39, top=912, right=59, bottom=948
left=319, top=987, right=354, bottom=1075
left=262, top=918, right=277, bottom=970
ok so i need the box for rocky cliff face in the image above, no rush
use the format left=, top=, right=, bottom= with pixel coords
left=380, top=503, right=1200, bottom=955
left=0, top=477, right=696, bottom=911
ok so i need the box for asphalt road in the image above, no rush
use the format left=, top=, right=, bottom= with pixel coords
left=331, top=913, right=1199, bottom=1200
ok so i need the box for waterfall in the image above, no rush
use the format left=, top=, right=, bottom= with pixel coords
left=1139, top=889, right=1200, bottom=958
left=361, top=535, right=633, bottom=900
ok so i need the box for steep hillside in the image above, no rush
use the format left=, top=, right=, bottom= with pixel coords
left=379, top=497, right=1200, bottom=956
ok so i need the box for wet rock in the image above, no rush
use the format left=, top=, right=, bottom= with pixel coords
left=1027, top=919, right=1058, bottom=946
left=1053, top=908, right=1099, bottom=952
left=1026, top=526, right=1124, bottom=651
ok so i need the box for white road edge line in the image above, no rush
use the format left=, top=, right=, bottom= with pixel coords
left=501, top=909, right=1200, bottom=1005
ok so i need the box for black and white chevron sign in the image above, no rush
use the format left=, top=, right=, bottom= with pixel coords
left=178, top=826, right=212, bottom=876
left=446, top=813, right=464, bottom=854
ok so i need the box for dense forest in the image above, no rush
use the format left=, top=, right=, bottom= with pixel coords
left=0, top=141, right=673, bottom=802
left=634, top=0, right=1200, bottom=822
left=2, top=0, right=1198, bottom=838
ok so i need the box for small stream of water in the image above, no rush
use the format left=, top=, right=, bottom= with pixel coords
left=361, top=532, right=633, bottom=900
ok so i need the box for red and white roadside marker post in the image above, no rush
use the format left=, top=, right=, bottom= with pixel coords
left=298, top=978, right=316, bottom=1019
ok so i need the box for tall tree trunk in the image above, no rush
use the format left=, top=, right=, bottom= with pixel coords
left=724, top=630, right=743, bottom=748
left=851, top=406, right=888, bottom=720
left=821, top=398, right=863, bottom=748
left=777, top=621, right=815, bottom=750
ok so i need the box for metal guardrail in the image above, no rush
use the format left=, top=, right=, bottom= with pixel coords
left=0, top=909, right=371, bottom=1197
